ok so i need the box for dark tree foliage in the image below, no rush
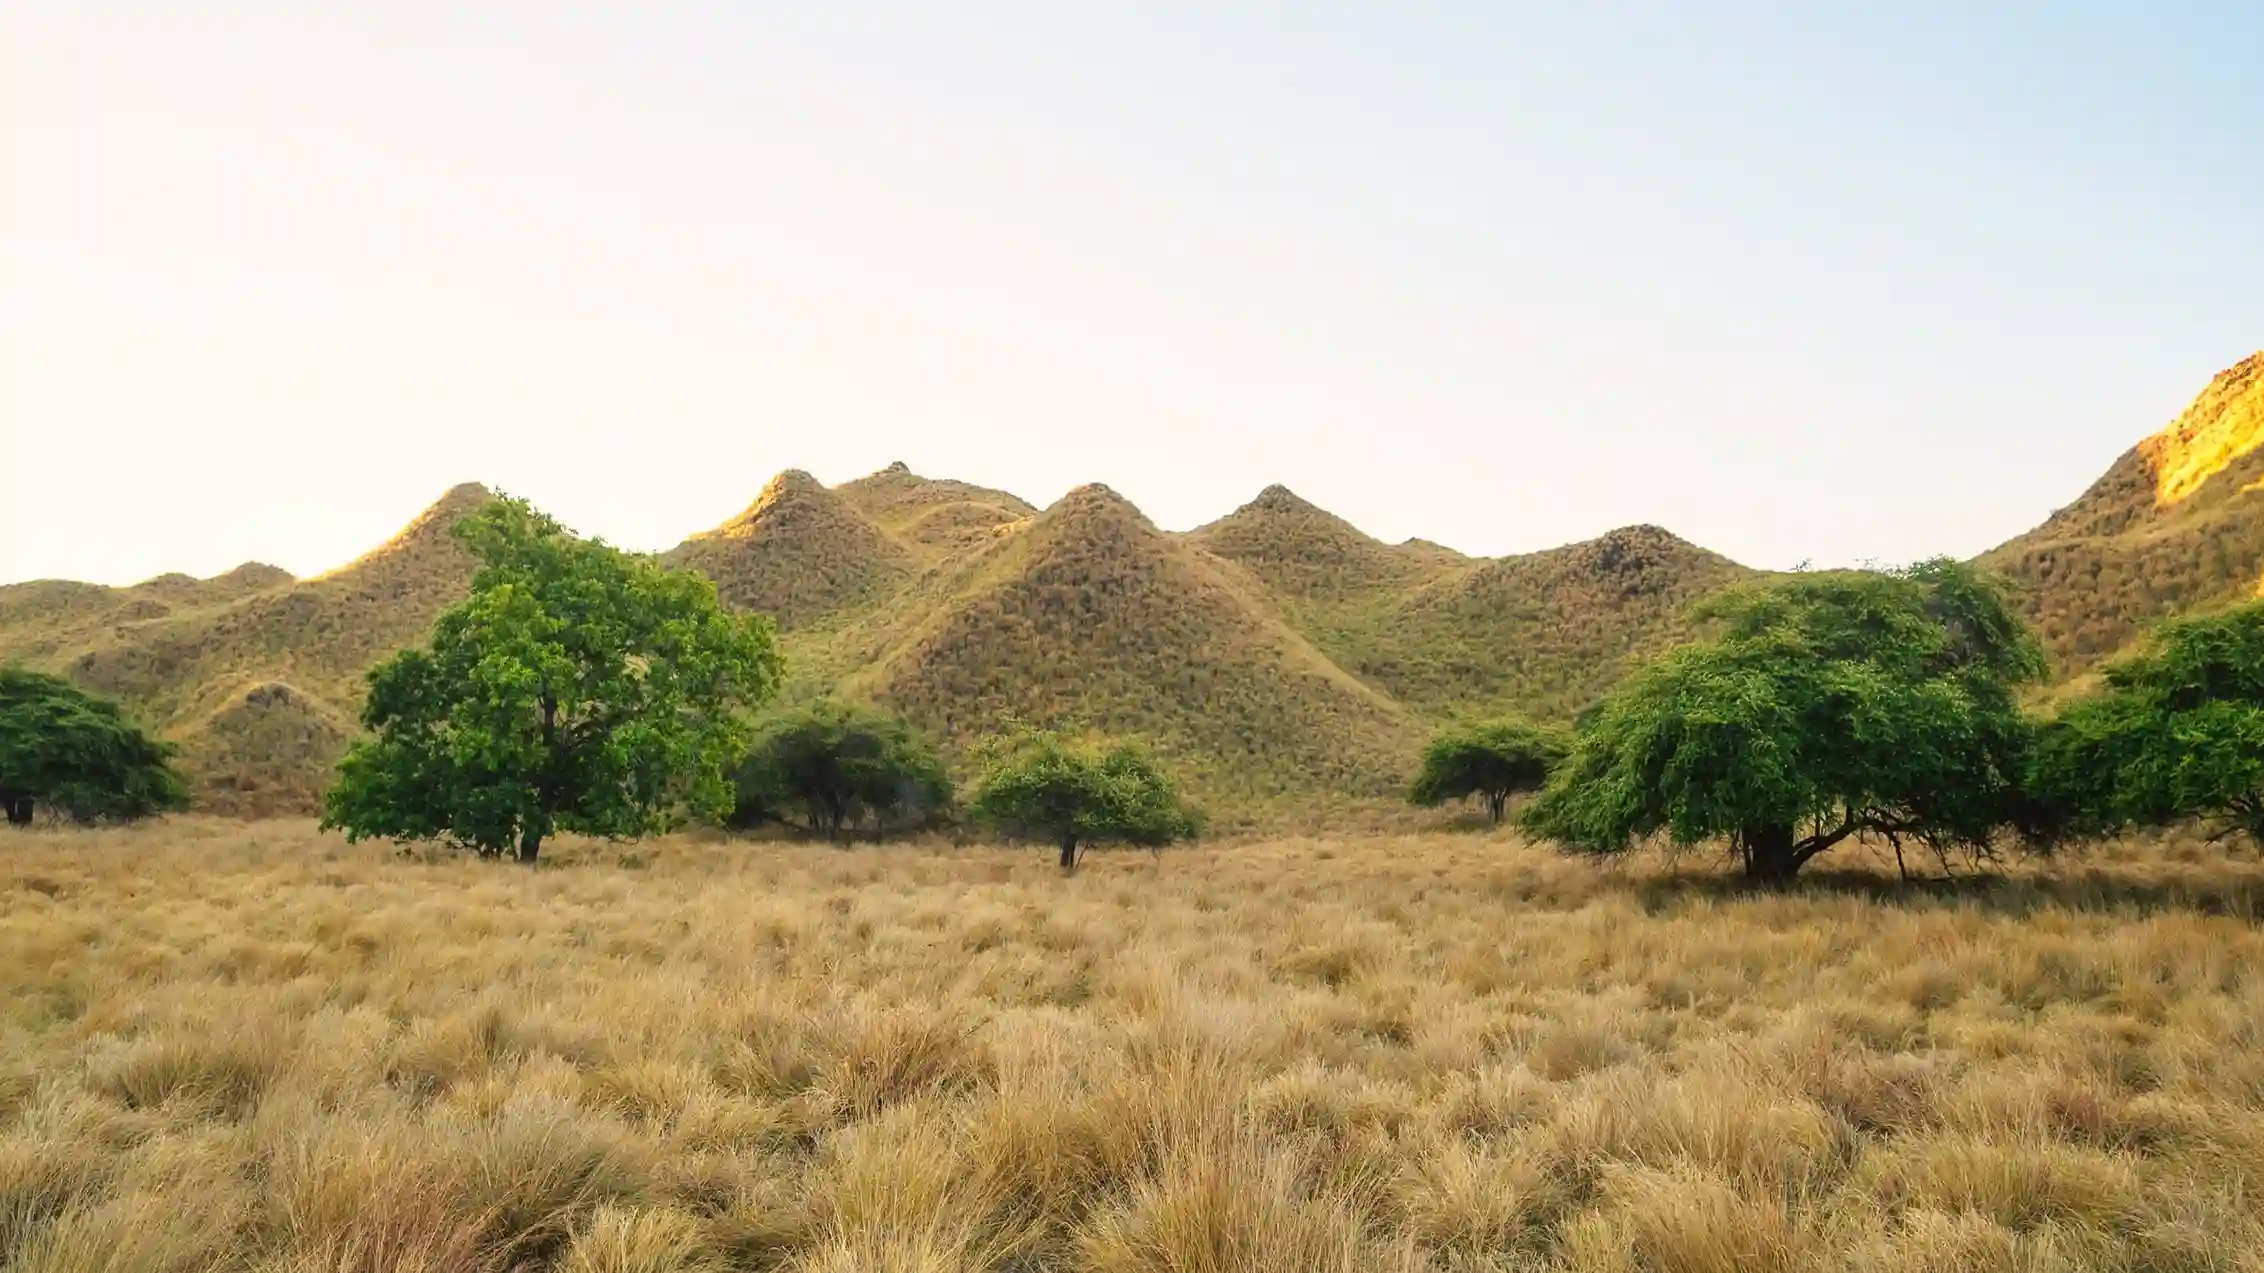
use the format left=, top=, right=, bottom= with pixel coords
left=322, top=496, right=782, bottom=863
left=969, top=728, right=1201, bottom=872
left=1408, top=719, right=1570, bottom=823
left=730, top=700, right=953, bottom=840
left=1522, top=559, right=2047, bottom=885
left=2026, top=600, right=2264, bottom=848
left=0, top=667, right=189, bottom=825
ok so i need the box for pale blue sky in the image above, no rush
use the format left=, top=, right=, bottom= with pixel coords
left=3, top=3, right=2257, bottom=584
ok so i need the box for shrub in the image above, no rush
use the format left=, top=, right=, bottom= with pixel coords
left=730, top=701, right=953, bottom=840
left=2026, top=599, right=2264, bottom=848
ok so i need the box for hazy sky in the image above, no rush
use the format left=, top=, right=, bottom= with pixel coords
left=4, top=3, right=2258, bottom=585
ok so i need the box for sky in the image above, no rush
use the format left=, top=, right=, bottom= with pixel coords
left=3, top=3, right=2259, bottom=585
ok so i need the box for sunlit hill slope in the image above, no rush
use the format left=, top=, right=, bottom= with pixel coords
left=1983, top=352, right=2264, bottom=676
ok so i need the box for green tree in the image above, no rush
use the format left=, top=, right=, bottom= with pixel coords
left=1409, top=719, right=1570, bottom=823
left=1522, top=559, right=2046, bottom=885
left=730, top=700, right=953, bottom=840
left=321, top=496, right=781, bottom=863
left=2025, top=600, right=2264, bottom=848
left=0, top=667, right=189, bottom=825
left=969, top=728, right=1201, bottom=872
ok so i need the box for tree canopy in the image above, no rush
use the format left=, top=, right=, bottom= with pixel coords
left=2026, top=600, right=2264, bottom=848
left=969, top=728, right=1201, bottom=872
left=730, top=700, right=953, bottom=839
left=1521, top=559, right=2046, bottom=884
left=0, top=667, right=189, bottom=825
left=1408, top=719, right=1569, bottom=823
left=322, top=496, right=782, bottom=862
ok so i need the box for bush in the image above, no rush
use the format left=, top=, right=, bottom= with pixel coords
left=969, top=727, right=1201, bottom=872
left=729, top=701, right=953, bottom=840
left=1408, top=719, right=1569, bottom=823
left=2026, top=599, right=2264, bottom=848
left=0, top=667, right=188, bottom=825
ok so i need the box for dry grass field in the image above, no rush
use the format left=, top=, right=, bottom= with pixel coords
left=6, top=823, right=2264, bottom=1271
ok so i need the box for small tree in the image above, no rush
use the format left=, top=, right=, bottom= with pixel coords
left=730, top=700, right=953, bottom=839
left=2025, top=600, right=2264, bottom=848
left=1523, top=559, right=2045, bottom=885
left=322, top=496, right=782, bottom=863
left=1409, top=719, right=1570, bottom=823
left=969, top=728, right=1201, bottom=872
left=0, top=667, right=189, bottom=825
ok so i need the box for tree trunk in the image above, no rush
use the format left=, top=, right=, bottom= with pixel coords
left=517, top=827, right=542, bottom=865
left=1743, top=824, right=1801, bottom=887
left=1486, top=791, right=1508, bottom=824
left=2, top=794, right=30, bottom=826
left=1058, top=837, right=1080, bottom=873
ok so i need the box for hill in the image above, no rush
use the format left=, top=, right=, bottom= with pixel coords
left=853, top=483, right=1426, bottom=805
left=1322, top=524, right=1754, bottom=720
left=1188, top=484, right=1446, bottom=603
left=0, top=562, right=294, bottom=666
left=0, top=484, right=491, bottom=814
left=1189, top=487, right=1752, bottom=720
left=61, top=366, right=2264, bottom=822
left=1982, top=352, right=2264, bottom=673
left=0, top=467, right=1768, bottom=816
left=663, top=470, right=912, bottom=630
left=833, top=461, right=1036, bottom=557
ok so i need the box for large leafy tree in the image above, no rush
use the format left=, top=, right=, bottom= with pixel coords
left=2026, top=600, right=2264, bottom=848
left=322, top=496, right=782, bottom=862
left=1522, top=559, right=2046, bottom=884
left=730, top=700, right=953, bottom=840
left=969, top=728, right=1201, bottom=872
left=1409, top=719, right=1570, bottom=824
left=0, top=667, right=189, bottom=825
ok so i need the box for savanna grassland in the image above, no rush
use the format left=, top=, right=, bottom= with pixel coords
left=7, top=822, right=2264, bottom=1272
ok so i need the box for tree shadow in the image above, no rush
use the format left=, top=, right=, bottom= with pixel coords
left=1617, top=852, right=2264, bottom=921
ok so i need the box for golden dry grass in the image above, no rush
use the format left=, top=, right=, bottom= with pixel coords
left=6, top=820, right=2264, bottom=1271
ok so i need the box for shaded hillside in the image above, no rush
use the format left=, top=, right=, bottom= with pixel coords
left=857, top=484, right=1425, bottom=804
left=0, top=485, right=492, bottom=814
left=664, top=470, right=912, bottom=629
left=1983, top=353, right=2264, bottom=672
left=174, top=681, right=356, bottom=816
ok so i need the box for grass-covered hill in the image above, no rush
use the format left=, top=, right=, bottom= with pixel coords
left=0, top=484, right=491, bottom=814
left=855, top=483, right=1426, bottom=805
left=662, top=470, right=913, bottom=629
left=0, top=464, right=1757, bottom=816
left=1190, top=489, right=1754, bottom=721
left=1983, top=352, right=2264, bottom=676
left=7, top=351, right=2261, bottom=817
